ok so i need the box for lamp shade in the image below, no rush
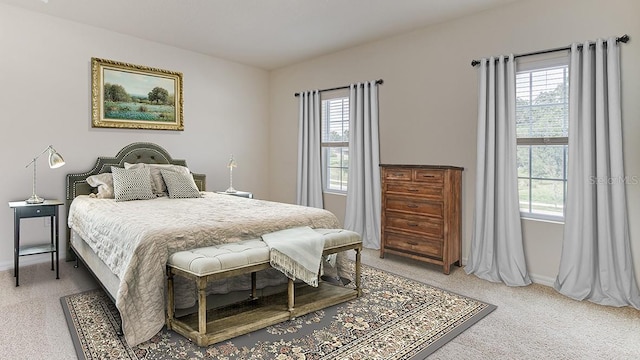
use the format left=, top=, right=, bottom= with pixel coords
left=48, top=149, right=65, bottom=168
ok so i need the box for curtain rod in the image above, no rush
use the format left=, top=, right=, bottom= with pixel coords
left=470, top=34, right=629, bottom=67
left=294, top=79, right=384, bottom=97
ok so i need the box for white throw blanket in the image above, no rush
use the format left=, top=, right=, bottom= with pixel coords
left=262, top=226, right=325, bottom=287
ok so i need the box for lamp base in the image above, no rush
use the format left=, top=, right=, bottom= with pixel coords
left=26, top=195, right=45, bottom=204
left=225, top=187, right=237, bottom=193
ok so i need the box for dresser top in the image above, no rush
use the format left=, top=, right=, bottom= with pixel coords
left=379, top=164, right=464, bottom=171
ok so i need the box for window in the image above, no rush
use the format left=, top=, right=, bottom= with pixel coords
left=321, top=96, right=349, bottom=193
left=516, top=57, right=569, bottom=220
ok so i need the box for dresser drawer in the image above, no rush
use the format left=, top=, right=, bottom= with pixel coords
left=385, top=182, right=443, bottom=199
left=413, top=169, right=444, bottom=185
left=386, top=196, right=443, bottom=218
left=384, top=168, right=412, bottom=181
left=384, top=231, right=442, bottom=258
left=385, top=212, right=443, bottom=238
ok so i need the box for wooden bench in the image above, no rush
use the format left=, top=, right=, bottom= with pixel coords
left=166, top=229, right=362, bottom=346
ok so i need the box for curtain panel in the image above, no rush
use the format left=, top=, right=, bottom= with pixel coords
left=554, top=39, right=640, bottom=308
left=344, top=81, right=381, bottom=249
left=465, top=55, right=532, bottom=286
left=296, top=90, right=324, bottom=208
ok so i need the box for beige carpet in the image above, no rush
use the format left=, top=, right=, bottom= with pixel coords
left=1, top=249, right=640, bottom=359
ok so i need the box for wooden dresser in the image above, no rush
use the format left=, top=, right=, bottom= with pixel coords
left=380, top=164, right=463, bottom=274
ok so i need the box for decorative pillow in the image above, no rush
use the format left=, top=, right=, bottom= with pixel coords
left=111, top=166, right=155, bottom=202
left=86, top=173, right=114, bottom=199
left=160, top=169, right=201, bottom=199
left=124, top=163, right=191, bottom=196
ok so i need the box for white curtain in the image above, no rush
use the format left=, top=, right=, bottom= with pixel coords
left=554, top=39, right=640, bottom=308
left=465, top=55, right=532, bottom=286
left=296, top=90, right=324, bottom=208
left=344, top=81, right=381, bottom=249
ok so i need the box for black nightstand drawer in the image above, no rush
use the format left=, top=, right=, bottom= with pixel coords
left=18, top=205, right=56, bottom=218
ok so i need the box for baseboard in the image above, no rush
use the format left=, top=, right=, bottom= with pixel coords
left=528, top=273, right=556, bottom=287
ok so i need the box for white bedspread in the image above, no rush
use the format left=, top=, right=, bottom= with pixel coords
left=68, top=192, right=340, bottom=346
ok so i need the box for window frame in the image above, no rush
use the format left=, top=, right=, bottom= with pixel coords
left=515, top=54, right=570, bottom=222
left=320, top=91, right=350, bottom=195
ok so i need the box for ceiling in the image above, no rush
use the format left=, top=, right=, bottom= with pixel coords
left=2, top=0, right=519, bottom=70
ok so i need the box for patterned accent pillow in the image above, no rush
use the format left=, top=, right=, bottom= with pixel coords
left=86, top=173, right=114, bottom=199
left=111, top=167, right=155, bottom=202
left=160, top=169, right=201, bottom=199
left=124, top=163, right=191, bottom=196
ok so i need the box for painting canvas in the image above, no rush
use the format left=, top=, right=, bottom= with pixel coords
left=91, top=57, right=183, bottom=131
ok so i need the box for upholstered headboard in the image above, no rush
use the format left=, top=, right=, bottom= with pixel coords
left=65, top=142, right=206, bottom=260
left=66, top=142, right=205, bottom=202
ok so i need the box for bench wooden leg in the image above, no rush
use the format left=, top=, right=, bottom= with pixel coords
left=166, top=268, right=175, bottom=330
left=251, top=272, right=258, bottom=300
left=198, top=277, right=207, bottom=337
left=355, top=247, right=362, bottom=297
left=287, top=278, right=294, bottom=312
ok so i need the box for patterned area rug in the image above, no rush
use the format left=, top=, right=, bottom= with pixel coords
left=61, top=265, right=495, bottom=359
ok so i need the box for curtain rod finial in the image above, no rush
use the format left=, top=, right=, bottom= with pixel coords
left=618, top=34, right=630, bottom=43
left=471, top=60, right=480, bottom=67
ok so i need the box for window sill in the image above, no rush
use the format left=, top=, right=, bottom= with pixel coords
left=520, top=215, right=564, bottom=225
left=323, top=190, right=347, bottom=197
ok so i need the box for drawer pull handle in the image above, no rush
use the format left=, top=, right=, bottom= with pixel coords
left=422, top=175, right=435, bottom=178
left=408, top=241, right=419, bottom=246
left=408, top=188, right=419, bottom=192
left=394, top=173, right=405, bottom=177
left=407, top=204, right=419, bottom=208
left=407, top=223, right=419, bottom=227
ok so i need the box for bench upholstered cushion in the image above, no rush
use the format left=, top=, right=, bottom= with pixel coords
left=168, top=239, right=269, bottom=275
left=314, top=229, right=362, bottom=249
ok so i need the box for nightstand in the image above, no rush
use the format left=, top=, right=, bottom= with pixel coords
left=216, top=191, right=254, bottom=199
left=8, top=200, right=63, bottom=286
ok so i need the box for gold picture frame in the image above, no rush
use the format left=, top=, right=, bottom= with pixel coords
left=91, top=57, right=183, bottom=131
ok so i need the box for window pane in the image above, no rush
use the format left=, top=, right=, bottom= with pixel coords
left=517, top=146, right=530, bottom=177
left=518, top=178, right=530, bottom=213
left=530, top=179, right=565, bottom=217
left=516, top=66, right=568, bottom=138
left=530, top=145, right=566, bottom=179
left=328, top=167, right=342, bottom=191
left=322, top=145, right=348, bottom=192
left=322, top=98, right=349, bottom=142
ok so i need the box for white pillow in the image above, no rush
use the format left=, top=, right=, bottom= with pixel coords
left=160, top=169, right=201, bottom=199
left=124, top=163, right=191, bottom=195
left=111, top=167, right=155, bottom=201
left=86, top=173, right=114, bottom=199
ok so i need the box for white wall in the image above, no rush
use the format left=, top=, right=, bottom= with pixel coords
left=269, top=0, right=640, bottom=283
left=0, top=4, right=270, bottom=269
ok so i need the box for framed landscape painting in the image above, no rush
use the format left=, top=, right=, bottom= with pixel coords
left=91, top=57, right=183, bottom=131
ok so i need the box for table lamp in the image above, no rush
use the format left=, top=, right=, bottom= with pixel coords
left=25, top=145, right=65, bottom=204
left=226, top=154, right=237, bottom=193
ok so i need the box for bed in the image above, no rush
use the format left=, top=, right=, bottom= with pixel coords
left=65, top=142, right=347, bottom=346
